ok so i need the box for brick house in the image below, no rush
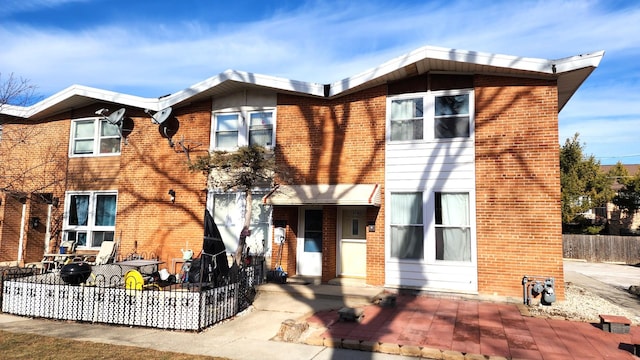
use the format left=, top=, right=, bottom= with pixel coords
left=0, top=45, right=603, bottom=299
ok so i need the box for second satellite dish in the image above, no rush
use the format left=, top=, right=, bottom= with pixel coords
left=106, top=108, right=126, bottom=125
left=145, top=107, right=172, bottom=125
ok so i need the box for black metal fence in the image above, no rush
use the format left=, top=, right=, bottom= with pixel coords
left=1, top=258, right=265, bottom=331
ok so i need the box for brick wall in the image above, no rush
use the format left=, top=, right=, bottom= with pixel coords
left=0, top=102, right=212, bottom=267
left=116, top=102, right=211, bottom=263
left=474, top=75, right=564, bottom=300
left=0, top=118, right=69, bottom=263
left=276, top=86, right=387, bottom=284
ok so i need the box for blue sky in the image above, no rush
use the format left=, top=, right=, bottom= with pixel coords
left=1, top=0, right=639, bottom=164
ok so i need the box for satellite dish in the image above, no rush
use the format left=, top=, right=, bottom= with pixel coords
left=145, top=107, right=173, bottom=125
left=106, top=108, right=126, bottom=125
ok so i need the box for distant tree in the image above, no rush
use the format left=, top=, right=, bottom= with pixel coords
left=560, top=133, right=614, bottom=232
left=189, top=145, right=276, bottom=265
left=613, top=166, right=640, bottom=215
left=607, top=161, right=629, bottom=181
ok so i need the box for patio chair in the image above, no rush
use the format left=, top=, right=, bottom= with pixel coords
left=85, top=240, right=117, bottom=266
left=41, top=240, right=77, bottom=271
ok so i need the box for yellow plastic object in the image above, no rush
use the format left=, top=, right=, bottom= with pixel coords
left=124, top=270, right=144, bottom=291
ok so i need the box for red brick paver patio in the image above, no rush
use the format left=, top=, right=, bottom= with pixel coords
left=305, top=294, right=639, bottom=359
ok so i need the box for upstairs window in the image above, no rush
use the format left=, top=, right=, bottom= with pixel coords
left=390, top=98, right=424, bottom=141
left=212, top=108, right=275, bottom=150
left=249, top=111, right=274, bottom=147
left=435, top=94, right=470, bottom=138
left=215, top=113, right=240, bottom=149
left=388, top=90, right=472, bottom=142
left=71, top=118, right=121, bottom=156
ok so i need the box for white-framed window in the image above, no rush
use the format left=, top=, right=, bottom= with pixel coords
left=63, top=191, right=117, bottom=249
left=390, top=97, right=424, bottom=141
left=435, top=192, right=471, bottom=261
left=70, top=118, right=121, bottom=156
left=212, top=109, right=275, bottom=149
left=389, top=191, right=472, bottom=262
left=210, top=190, right=272, bottom=255
left=387, top=90, right=472, bottom=142
left=389, top=192, right=424, bottom=259
left=214, top=113, right=240, bottom=149
left=248, top=111, right=274, bottom=147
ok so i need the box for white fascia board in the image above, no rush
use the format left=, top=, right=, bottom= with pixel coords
left=160, top=69, right=325, bottom=108
left=328, top=45, right=603, bottom=96
left=2, top=84, right=157, bottom=118
left=551, top=50, right=605, bottom=74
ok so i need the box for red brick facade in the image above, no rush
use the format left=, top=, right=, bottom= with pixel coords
left=274, top=87, right=387, bottom=284
left=474, top=75, right=564, bottom=299
left=0, top=62, right=573, bottom=301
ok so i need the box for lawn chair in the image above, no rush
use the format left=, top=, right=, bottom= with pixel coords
left=41, top=240, right=77, bottom=271
left=85, top=240, right=117, bottom=266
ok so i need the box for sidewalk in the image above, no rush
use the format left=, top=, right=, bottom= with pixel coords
left=1, top=263, right=640, bottom=359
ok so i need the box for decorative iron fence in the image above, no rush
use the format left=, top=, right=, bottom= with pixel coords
left=1, top=259, right=264, bottom=331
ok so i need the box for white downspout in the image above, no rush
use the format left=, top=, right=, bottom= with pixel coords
left=17, top=203, right=26, bottom=263
left=44, top=204, right=53, bottom=254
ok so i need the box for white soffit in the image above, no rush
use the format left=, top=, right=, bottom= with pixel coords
left=0, top=45, right=604, bottom=120
left=262, top=184, right=381, bottom=207
left=327, top=45, right=605, bottom=103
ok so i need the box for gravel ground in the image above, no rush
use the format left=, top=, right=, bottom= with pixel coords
left=526, top=282, right=638, bottom=324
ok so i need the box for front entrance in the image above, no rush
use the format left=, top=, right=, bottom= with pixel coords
left=297, top=208, right=323, bottom=276
left=338, top=207, right=367, bottom=278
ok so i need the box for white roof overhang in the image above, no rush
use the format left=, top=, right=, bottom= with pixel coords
left=327, top=45, right=604, bottom=111
left=0, top=45, right=603, bottom=120
left=262, top=184, right=381, bottom=207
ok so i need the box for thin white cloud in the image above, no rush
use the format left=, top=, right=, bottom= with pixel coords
left=1, top=0, right=639, bottom=162
left=1, top=0, right=91, bottom=16
left=2, top=1, right=639, bottom=94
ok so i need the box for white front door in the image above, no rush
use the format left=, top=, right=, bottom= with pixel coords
left=338, top=207, right=367, bottom=278
left=297, top=208, right=323, bottom=276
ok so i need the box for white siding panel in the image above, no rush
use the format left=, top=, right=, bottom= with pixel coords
left=385, top=103, right=477, bottom=292
left=385, top=260, right=478, bottom=292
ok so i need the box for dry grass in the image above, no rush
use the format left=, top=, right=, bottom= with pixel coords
left=0, top=330, right=227, bottom=360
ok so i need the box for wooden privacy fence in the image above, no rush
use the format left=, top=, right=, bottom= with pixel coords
left=563, top=234, right=640, bottom=264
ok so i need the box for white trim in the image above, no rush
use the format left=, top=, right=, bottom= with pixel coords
left=68, top=117, right=122, bottom=157
left=63, top=190, right=118, bottom=249
left=329, top=45, right=604, bottom=96
left=1, top=46, right=603, bottom=121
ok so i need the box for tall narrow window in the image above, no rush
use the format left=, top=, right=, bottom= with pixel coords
left=390, top=98, right=423, bottom=141
left=435, top=192, right=471, bottom=261
left=390, top=192, right=423, bottom=259
left=215, top=113, right=239, bottom=148
left=249, top=111, right=274, bottom=147
left=304, top=209, right=323, bottom=253
left=434, top=94, right=470, bottom=138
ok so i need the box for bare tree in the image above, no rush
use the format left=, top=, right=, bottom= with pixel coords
left=0, top=73, right=66, bottom=261
left=0, top=72, right=37, bottom=109
left=189, top=145, right=276, bottom=266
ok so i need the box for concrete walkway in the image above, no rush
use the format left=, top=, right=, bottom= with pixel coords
left=1, top=261, right=640, bottom=359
